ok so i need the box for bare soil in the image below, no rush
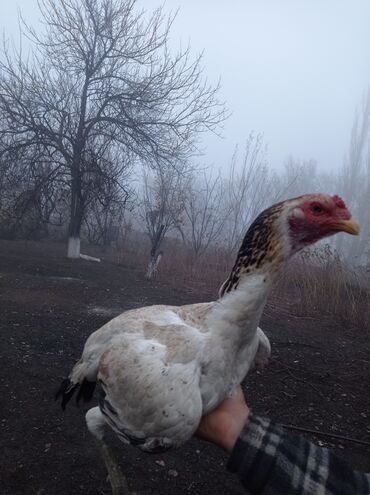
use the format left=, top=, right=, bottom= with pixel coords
left=0, top=239, right=369, bottom=495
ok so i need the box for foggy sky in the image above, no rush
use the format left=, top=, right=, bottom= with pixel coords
left=2, top=0, right=370, bottom=172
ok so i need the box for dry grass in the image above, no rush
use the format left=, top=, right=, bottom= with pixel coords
left=115, top=234, right=229, bottom=295
left=113, top=235, right=370, bottom=329
left=274, top=245, right=370, bottom=328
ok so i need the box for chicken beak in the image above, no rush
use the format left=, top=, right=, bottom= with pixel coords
left=334, top=218, right=360, bottom=235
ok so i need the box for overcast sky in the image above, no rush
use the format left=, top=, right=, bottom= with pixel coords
left=2, top=0, right=370, bottom=172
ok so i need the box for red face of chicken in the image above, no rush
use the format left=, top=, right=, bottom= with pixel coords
left=218, top=193, right=359, bottom=296
left=287, top=194, right=359, bottom=248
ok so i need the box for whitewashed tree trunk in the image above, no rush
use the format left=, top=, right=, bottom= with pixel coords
left=67, top=236, right=81, bottom=259
left=145, top=253, right=162, bottom=279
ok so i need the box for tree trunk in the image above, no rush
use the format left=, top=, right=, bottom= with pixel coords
left=67, top=236, right=81, bottom=258
left=66, top=72, right=89, bottom=258
left=145, top=252, right=163, bottom=279
left=145, top=224, right=165, bottom=278
left=67, top=171, right=84, bottom=258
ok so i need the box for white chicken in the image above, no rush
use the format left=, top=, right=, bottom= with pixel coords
left=56, top=193, right=359, bottom=494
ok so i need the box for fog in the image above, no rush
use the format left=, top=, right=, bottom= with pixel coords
left=0, top=0, right=369, bottom=264
left=2, top=0, right=370, bottom=171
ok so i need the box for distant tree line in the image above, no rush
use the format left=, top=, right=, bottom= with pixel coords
left=140, top=108, right=370, bottom=276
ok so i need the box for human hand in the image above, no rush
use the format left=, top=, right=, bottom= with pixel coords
left=196, top=386, right=250, bottom=453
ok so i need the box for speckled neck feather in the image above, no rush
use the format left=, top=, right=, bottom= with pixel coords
left=219, top=202, right=286, bottom=297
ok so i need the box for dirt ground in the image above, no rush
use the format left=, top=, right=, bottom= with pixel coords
left=0, top=239, right=369, bottom=495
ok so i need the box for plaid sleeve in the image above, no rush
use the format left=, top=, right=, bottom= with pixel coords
left=227, top=413, right=370, bottom=495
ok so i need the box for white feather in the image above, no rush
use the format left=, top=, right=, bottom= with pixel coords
left=66, top=272, right=271, bottom=450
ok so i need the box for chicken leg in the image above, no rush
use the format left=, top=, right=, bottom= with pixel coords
left=86, top=407, right=134, bottom=495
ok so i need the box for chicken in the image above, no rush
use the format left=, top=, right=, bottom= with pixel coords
left=56, top=193, right=359, bottom=494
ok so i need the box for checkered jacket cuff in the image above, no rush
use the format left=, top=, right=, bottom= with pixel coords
left=227, top=412, right=370, bottom=495
left=227, top=412, right=283, bottom=493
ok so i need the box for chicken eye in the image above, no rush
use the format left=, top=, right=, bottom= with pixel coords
left=311, top=203, right=324, bottom=214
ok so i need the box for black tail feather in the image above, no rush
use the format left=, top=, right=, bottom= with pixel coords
left=55, top=378, right=78, bottom=410
left=76, top=378, right=96, bottom=405
left=55, top=378, right=96, bottom=410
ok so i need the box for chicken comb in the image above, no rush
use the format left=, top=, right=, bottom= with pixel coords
left=332, top=195, right=346, bottom=209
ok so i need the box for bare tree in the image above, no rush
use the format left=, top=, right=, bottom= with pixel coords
left=176, top=170, right=227, bottom=259
left=277, top=156, right=320, bottom=198
left=0, top=147, right=67, bottom=238
left=141, top=164, right=188, bottom=278
left=0, top=0, right=226, bottom=258
left=83, top=150, right=133, bottom=247
left=222, top=134, right=275, bottom=255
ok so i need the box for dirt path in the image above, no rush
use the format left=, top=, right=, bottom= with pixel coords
left=0, top=240, right=369, bottom=494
